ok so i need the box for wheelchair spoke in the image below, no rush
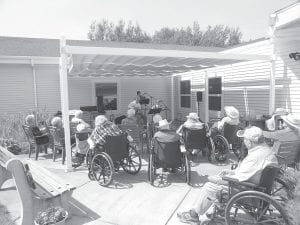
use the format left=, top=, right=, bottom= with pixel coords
left=121, top=145, right=141, bottom=175
left=91, top=153, right=114, bottom=186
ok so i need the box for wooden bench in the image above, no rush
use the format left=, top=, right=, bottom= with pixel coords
left=0, top=146, right=75, bottom=225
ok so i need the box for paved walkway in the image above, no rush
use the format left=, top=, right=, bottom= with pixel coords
left=0, top=153, right=231, bottom=225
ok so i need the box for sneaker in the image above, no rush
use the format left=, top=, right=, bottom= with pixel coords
left=177, top=210, right=199, bottom=223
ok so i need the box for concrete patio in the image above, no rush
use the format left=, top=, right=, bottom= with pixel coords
left=0, top=152, right=231, bottom=225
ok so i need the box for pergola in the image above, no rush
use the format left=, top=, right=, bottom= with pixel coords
left=59, top=37, right=273, bottom=171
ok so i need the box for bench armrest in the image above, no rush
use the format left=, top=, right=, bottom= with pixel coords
left=222, top=176, right=258, bottom=189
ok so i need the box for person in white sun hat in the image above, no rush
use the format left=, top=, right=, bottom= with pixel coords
left=177, top=126, right=277, bottom=225
left=176, top=112, right=205, bottom=156
left=263, top=113, right=300, bottom=142
left=217, top=106, right=240, bottom=130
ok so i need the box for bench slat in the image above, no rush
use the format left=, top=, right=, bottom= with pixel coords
left=25, top=159, right=75, bottom=199
left=0, top=146, right=15, bottom=167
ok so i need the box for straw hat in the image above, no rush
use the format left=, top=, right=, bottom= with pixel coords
left=186, top=112, right=199, bottom=121
left=274, top=108, right=288, bottom=116
left=156, top=119, right=170, bottom=129
left=237, top=126, right=263, bottom=142
left=281, top=113, right=300, bottom=129
left=224, top=106, right=239, bottom=119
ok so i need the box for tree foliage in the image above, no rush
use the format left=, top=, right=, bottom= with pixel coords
left=87, top=20, right=242, bottom=47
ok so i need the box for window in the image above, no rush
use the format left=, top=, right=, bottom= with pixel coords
left=208, top=77, right=222, bottom=111
left=180, top=80, right=191, bottom=108
left=95, top=83, right=117, bottom=111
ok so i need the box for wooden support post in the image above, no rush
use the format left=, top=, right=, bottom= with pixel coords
left=60, top=36, right=73, bottom=172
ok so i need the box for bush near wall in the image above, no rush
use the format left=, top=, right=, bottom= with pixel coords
left=0, top=108, right=52, bottom=154
left=287, top=171, right=300, bottom=224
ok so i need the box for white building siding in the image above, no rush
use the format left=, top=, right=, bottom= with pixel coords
left=68, top=79, right=93, bottom=110
left=174, top=40, right=272, bottom=121
left=274, top=36, right=300, bottom=113
left=35, top=65, right=61, bottom=114
left=0, top=64, right=35, bottom=114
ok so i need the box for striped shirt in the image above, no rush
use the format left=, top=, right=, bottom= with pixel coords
left=89, top=121, right=123, bottom=146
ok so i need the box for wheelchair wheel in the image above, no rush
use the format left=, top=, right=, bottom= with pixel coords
left=148, top=153, right=155, bottom=185
left=207, top=137, right=216, bottom=162
left=213, top=135, right=229, bottom=163
left=183, top=154, right=191, bottom=185
left=121, top=144, right=142, bottom=175
left=225, top=191, right=291, bottom=225
left=91, top=152, right=114, bottom=186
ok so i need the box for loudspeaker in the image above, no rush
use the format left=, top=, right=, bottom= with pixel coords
left=196, top=91, right=203, bottom=102
left=97, top=96, right=105, bottom=113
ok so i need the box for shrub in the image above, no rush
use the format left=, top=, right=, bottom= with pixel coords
left=0, top=108, right=52, bottom=153
left=35, top=207, right=67, bottom=225
left=286, top=170, right=300, bottom=224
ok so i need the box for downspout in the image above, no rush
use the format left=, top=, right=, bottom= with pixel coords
left=204, top=70, right=209, bottom=123
left=31, top=59, right=38, bottom=110
left=269, top=14, right=277, bottom=115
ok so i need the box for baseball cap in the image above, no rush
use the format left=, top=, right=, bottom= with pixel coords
left=237, top=126, right=263, bottom=142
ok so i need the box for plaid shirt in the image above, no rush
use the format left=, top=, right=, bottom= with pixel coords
left=90, top=121, right=123, bottom=146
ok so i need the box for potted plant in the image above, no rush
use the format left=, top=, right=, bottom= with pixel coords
left=34, top=207, right=68, bottom=225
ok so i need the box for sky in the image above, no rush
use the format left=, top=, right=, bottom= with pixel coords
left=0, top=0, right=296, bottom=42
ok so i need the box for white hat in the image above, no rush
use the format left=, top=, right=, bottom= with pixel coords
left=281, top=113, right=300, bottom=129
left=186, top=112, right=199, bottom=120
left=237, top=126, right=263, bottom=142
left=156, top=119, right=170, bottom=129
left=74, top=110, right=83, bottom=118
left=77, top=123, right=88, bottom=133
left=224, top=106, right=239, bottom=119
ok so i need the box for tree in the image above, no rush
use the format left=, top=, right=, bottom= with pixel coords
left=87, top=20, right=243, bottom=47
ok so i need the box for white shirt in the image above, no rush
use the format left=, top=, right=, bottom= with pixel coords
left=128, top=100, right=141, bottom=110
left=230, top=143, right=278, bottom=184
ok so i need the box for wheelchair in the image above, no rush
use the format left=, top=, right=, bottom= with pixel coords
left=89, top=133, right=142, bottom=186
left=181, top=125, right=215, bottom=163
left=208, top=165, right=291, bottom=225
left=148, top=138, right=191, bottom=185
left=209, top=123, right=243, bottom=162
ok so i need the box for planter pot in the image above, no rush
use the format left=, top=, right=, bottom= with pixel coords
left=34, top=211, right=68, bottom=225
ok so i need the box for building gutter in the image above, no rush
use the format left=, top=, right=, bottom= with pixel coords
left=30, top=59, right=38, bottom=110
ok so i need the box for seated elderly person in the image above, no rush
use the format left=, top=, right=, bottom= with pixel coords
left=177, top=126, right=278, bottom=224
left=263, top=113, right=300, bottom=142
left=121, top=109, right=138, bottom=126
left=51, top=116, right=76, bottom=145
left=177, top=112, right=205, bottom=155
left=71, top=110, right=90, bottom=128
left=153, top=119, right=185, bottom=172
left=25, top=114, right=49, bottom=145
left=88, top=115, right=123, bottom=149
left=216, top=106, right=240, bottom=130
left=72, top=123, right=91, bottom=167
